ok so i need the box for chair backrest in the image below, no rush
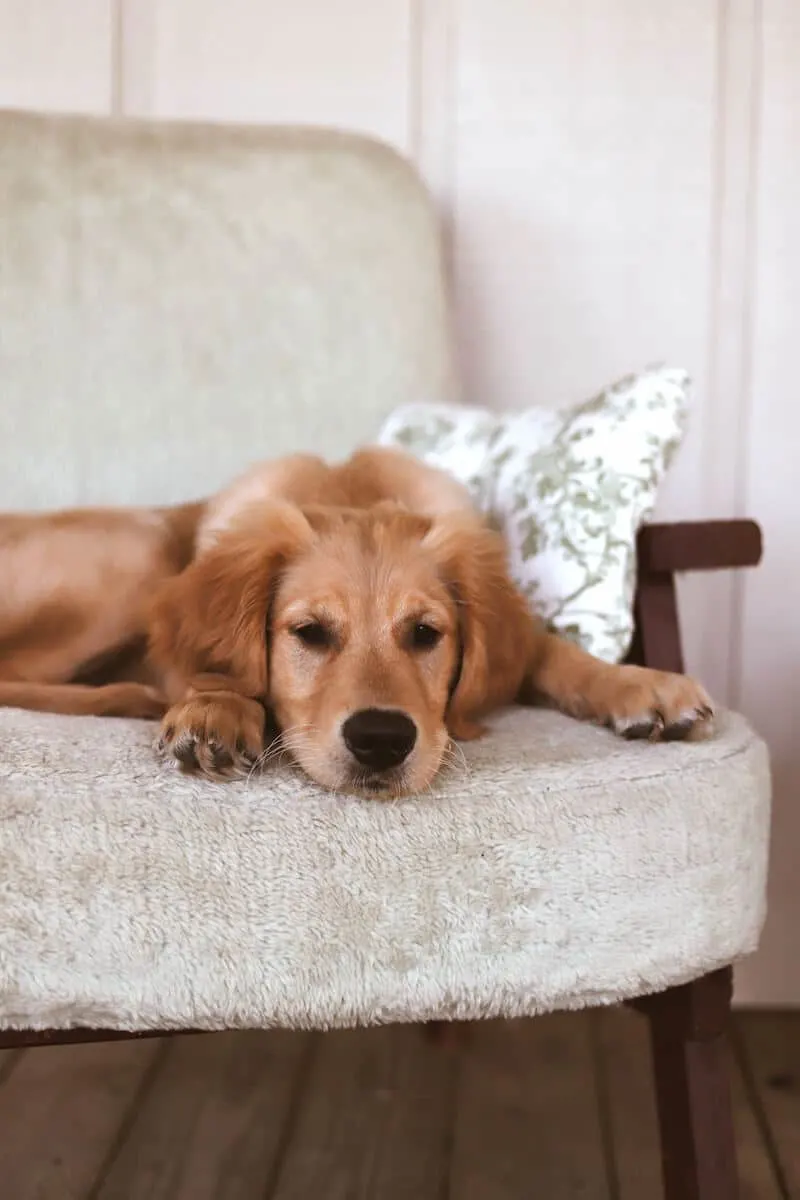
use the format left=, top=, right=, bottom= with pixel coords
left=0, top=110, right=455, bottom=510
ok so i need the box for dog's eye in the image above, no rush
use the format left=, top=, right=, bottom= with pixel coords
left=292, top=622, right=331, bottom=649
left=410, top=622, right=442, bottom=651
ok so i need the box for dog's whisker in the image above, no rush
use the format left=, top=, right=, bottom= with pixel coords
left=244, top=740, right=283, bottom=782
left=440, top=739, right=471, bottom=779
left=241, top=723, right=318, bottom=783
left=278, top=725, right=317, bottom=746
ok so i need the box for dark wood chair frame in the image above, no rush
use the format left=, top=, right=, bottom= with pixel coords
left=0, top=518, right=764, bottom=1199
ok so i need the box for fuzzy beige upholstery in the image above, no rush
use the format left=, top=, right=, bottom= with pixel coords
left=0, top=707, right=770, bottom=1032
left=0, top=109, right=454, bottom=511
left=0, top=109, right=771, bottom=1032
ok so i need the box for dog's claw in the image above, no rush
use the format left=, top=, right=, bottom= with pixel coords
left=621, top=719, right=657, bottom=741
left=155, top=725, right=174, bottom=755
left=172, top=731, right=199, bottom=768
left=662, top=716, right=697, bottom=742
left=209, top=739, right=234, bottom=772
left=615, top=702, right=712, bottom=743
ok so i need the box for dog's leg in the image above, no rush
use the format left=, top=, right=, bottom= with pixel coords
left=0, top=681, right=166, bottom=719
left=528, top=632, right=714, bottom=741
left=147, top=506, right=313, bottom=781
left=155, top=681, right=267, bottom=779
left=0, top=504, right=200, bottom=711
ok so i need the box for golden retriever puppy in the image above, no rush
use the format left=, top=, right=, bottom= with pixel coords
left=0, top=447, right=712, bottom=795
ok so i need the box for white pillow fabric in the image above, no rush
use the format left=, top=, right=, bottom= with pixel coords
left=377, top=365, right=690, bottom=663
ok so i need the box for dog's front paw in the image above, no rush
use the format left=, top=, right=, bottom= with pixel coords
left=592, top=665, right=714, bottom=742
left=156, top=692, right=266, bottom=779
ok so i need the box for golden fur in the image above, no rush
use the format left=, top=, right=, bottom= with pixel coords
left=0, top=447, right=713, bottom=795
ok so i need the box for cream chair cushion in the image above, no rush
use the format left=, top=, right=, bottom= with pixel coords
left=0, top=707, right=769, bottom=1031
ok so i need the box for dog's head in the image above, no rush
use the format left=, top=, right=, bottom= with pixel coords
left=150, top=502, right=536, bottom=795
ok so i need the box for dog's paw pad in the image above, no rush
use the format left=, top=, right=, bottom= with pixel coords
left=171, top=730, right=201, bottom=768
left=617, top=715, right=662, bottom=740
left=661, top=710, right=706, bottom=741
left=611, top=703, right=714, bottom=744
left=208, top=738, right=234, bottom=772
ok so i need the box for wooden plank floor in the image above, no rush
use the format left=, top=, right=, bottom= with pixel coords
left=0, top=1011, right=796, bottom=1198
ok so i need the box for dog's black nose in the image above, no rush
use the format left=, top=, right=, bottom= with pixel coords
left=342, top=708, right=417, bottom=771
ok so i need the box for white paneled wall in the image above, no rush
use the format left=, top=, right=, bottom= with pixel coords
left=737, top=0, right=800, bottom=1006
left=0, top=0, right=113, bottom=111
left=120, top=0, right=414, bottom=146
left=1, top=0, right=796, bottom=1004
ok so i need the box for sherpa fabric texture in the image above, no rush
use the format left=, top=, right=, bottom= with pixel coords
left=378, top=366, right=690, bottom=664
left=0, top=109, right=455, bottom=511
left=0, top=707, right=769, bottom=1033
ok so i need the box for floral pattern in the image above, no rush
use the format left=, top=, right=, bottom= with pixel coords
left=377, top=365, right=691, bottom=663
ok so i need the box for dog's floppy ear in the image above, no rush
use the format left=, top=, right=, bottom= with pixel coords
left=147, top=502, right=313, bottom=700
left=423, top=513, right=540, bottom=740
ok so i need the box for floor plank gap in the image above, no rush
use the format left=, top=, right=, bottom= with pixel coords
left=85, top=1038, right=172, bottom=1200
left=731, top=1018, right=793, bottom=1200
left=437, top=1030, right=464, bottom=1200
left=0, top=1047, right=24, bottom=1089
left=589, top=1010, right=622, bottom=1200
left=0, top=1035, right=163, bottom=1198
left=262, top=1031, right=321, bottom=1200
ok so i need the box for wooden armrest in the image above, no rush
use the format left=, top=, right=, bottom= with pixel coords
left=636, top=520, right=762, bottom=575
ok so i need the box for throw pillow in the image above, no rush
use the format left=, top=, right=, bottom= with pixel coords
left=376, top=364, right=690, bottom=663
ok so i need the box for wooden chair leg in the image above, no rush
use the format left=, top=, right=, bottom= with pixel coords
left=633, top=967, right=739, bottom=1199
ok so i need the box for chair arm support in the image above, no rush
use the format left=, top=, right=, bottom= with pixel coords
left=628, top=520, right=763, bottom=675
left=636, top=519, right=762, bottom=575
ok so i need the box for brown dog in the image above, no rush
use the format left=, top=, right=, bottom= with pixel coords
left=0, top=447, right=712, bottom=794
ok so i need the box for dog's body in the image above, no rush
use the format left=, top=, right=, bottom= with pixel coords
left=0, top=447, right=712, bottom=794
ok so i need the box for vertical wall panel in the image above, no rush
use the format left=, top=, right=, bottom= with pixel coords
left=119, top=0, right=413, bottom=152
left=674, top=0, right=762, bottom=718
left=451, top=1, right=739, bottom=705
left=734, top=0, right=800, bottom=1006
left=453, top=1, right=716, bottom=416
left=411, top=0, right=455, bottom=206
left=0, top=0, right=113, bottom=112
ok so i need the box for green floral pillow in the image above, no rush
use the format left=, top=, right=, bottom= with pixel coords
left=377, top=365, right=690, bottom=663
